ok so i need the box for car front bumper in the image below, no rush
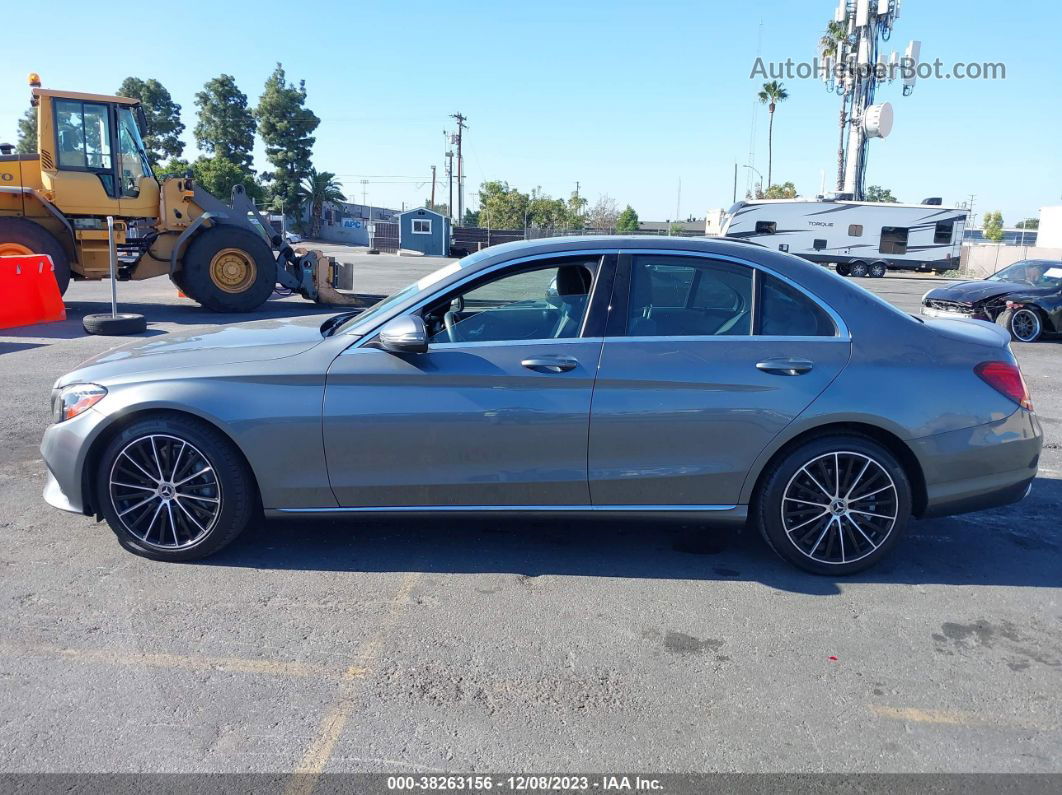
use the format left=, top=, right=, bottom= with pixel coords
left=40, top=407, right=110, bottom=516
left=912, top=407, right=1043, bottom=518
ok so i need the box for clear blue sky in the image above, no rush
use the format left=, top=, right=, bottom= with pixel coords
left=2, top=0, right=1057, bottom=225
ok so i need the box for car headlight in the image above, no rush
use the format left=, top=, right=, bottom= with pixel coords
left=54, top=384, right=107, bottom=423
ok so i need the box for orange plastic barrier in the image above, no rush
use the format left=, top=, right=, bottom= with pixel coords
left=0, top=254, right=67, bottom=330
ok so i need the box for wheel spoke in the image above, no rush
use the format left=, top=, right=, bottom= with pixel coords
left=120, top=451, right=159, bottom=484
left=111, top=481, right=156, bottom=493
left=170, top=441, right=186, bottom=482
left=786, top=509, right=830, bottom=534
left=150, top=436, right=165, bottom=481
left=784, top=497, right=830, bottom=508
left=175, top=467, right=212, bottom=487
left=176, top=492, right=219, bottom=504
left=118, top=494, right=156, bottom=517
left=843, top=458, right=871, bottom=499
left=850, top=508, right=896, bottom=521
left=845, top=514, right=878, bottom=549
left=849, top=484, right=892, bottom=502
left=799, top=466, right=834, bottom=499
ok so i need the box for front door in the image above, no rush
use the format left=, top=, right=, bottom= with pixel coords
left=323, top=256, right=610, bottom=507
left=589, top=253, right=852, bottom=507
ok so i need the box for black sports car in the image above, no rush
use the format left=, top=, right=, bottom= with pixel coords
left=922, top=259, right=1062, bottom=342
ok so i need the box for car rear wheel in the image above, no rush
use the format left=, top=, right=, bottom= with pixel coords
left=96, top=415, right=257, bottom=561
left=754, top=435, right=912, bottom=575
left=849, top=261, right=869, bottom=278
left=996, top=307, right=1042, bottom=343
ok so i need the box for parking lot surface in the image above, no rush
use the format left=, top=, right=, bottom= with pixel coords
left=1, top=247, right=1059, bottom=775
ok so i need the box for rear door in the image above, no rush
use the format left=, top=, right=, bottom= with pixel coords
left=588, top=252, right=852, bottom=507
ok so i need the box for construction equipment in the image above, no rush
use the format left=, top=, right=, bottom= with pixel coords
left=0, top=74, right=361, bottom=312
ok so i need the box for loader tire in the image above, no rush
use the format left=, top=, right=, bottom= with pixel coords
left=0, top=217, right=72, bottom=295
left=180, top=226, right=276, bottom=313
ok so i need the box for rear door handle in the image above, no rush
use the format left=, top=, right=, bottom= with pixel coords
left=756, top=358, right=814, bottom=376
left=521, top=357, right=578, bottom=373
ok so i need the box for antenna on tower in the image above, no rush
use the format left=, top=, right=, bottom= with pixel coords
left=820, top=0, right=919, bottom=200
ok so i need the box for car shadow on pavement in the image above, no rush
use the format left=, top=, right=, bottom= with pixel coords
left=204, top=477, right=1061, bottom=596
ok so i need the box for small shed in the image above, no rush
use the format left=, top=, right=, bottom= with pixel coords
left=398, top=208, right=451, bottom=256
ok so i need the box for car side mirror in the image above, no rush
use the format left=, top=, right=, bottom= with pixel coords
left=378, top=315, right=428, bottom=354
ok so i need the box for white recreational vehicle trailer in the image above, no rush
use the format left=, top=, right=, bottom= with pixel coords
left=719, top=198, right=969, bottom=276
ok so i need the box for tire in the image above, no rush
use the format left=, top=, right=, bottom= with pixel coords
left=180, top=226, right=276, bottom=312
left=96, top=414, right=257, bottom=561
left=0, top=216, right=72, bottom=295
left=849, top=261, right=870, bottom=278
left=835, top=263, right=851, bottom=277
left=869, top=262, right=888, bottom=278
left=753, top=435, right=912, bottom=575
left=996, top=307, right=1042, bottom=343
left=83, top=312, right=147, bottom=335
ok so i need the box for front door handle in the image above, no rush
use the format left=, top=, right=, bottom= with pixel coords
left=521, top=357, right=578, bottom=374
left=756, top=358, right=814, bottom=376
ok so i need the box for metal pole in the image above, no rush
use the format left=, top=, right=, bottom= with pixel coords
left=107, top=216, right=118, bottom=318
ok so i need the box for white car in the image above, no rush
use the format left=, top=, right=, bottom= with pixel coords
left=284, top=231, right=303, bottom=244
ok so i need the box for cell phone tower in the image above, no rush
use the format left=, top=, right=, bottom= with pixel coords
left=819, top=0, right=920, bottom=199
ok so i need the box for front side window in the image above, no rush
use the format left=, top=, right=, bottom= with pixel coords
left=412, top=218, right=432, bottom=234
left=425, top=261, right=595, bottom=344
left=627, top=256, right=752, bottom=337
left=757, top=273, right=836, bottom=337
left=116, top=106, right=150, bottom=198
left=880, top=226, right=908, bottom=254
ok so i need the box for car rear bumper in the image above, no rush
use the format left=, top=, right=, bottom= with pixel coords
left=40, top=407, right=109, bottom=516
left=912, top=408, right=1042, bottom=518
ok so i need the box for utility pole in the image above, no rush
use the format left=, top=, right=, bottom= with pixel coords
left=450, top=112, right=467, bottom=224
left=430, top=165, right=437, bottom=209
left=675, top=178, right=682, bottom=224
left=732, top=163, right=737, bottom=204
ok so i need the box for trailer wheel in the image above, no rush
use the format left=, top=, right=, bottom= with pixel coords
left=180, top=226, right=277, bottom=313
left=0, top=217, right=72, bottom=295
left=835, top=263, right=851, bottom=277
left=849, top=261, right=870, bottom=278
left=869, top=262, right=888, bottom=278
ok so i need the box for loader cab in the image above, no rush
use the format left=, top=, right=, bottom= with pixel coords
left=34, top=88, right=160, bottom=219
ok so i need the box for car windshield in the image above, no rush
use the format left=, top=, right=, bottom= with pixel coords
left=332, top=250, right=493, bottom=336
left=987, top=260, right=1062, bottom=287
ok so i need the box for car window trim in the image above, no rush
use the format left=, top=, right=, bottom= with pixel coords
left=613, top=248, right=850, bottom=341
left=345, top=249, right=617, bottom=351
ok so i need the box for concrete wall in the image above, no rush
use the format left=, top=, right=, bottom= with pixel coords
left=960, top=244, right=1062, bottom=278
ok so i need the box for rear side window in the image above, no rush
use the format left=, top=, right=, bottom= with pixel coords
left=627, top=256, right=753, bottom=337
left=757, top=274, right=836, bottom=337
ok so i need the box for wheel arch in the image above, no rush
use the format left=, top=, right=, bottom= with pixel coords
left=80, top=406, right=262, bottom=518
left=741, top=420, right=928, bottom=517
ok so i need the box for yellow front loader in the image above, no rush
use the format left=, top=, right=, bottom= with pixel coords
left=0, top=75, right=359, bottom=312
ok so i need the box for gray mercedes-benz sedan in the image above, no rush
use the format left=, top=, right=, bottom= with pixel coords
left=42, top=237, right=1042, bottom=574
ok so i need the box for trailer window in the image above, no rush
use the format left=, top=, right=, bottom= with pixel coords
left=813, top=239, right=827, bottom=250
left=848, top=224, right=863, bottom=236
left=934, top=220, right=954, bottom=244
left=755, top=221, right=777, bottom=234
left=880, top=226, right=908, bottom=255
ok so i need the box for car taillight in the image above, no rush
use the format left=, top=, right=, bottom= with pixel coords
left=976, top=361, right=1033, bottom=411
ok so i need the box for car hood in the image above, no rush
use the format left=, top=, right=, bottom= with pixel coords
left=57, top=315, right=328, bottom=387
left=924, top=280, right=1038, bottom=305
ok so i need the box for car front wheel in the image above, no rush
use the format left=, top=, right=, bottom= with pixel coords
left=997, top=307, right=1042, bottom=343
left=754, top=435, right=912, bottom=575
left=96, top=414, right=257, bottom=561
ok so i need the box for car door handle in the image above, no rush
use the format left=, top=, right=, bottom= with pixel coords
left=521, top=357, right=578, bottom=373
left=756, top=358, right=814, bottom=376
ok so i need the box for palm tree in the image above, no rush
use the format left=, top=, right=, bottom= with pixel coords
left=820, top=20, right=849, bottom=191
left=299, top=169, right=346, bottom=238
left=757, top=81, right=789, bottom=189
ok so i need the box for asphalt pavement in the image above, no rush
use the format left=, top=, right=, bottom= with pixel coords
left=0, top=248, right=1059, bottom=777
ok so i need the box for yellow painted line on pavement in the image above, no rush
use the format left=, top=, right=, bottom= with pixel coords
left=287, top=573, right=420, bottom=795
left=0, top=640, right=353, bottom=679
left=870, top=704, right=1054, bottom=730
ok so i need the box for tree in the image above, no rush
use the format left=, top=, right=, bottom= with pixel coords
left=616, top=205, right=640, bottom=232
left=154, top=158, right=192, bottom=181
left=424, top=199, right=449, bottom=215
left=864, top=185, right=898, bottom=203
left=757, top=81, right=789, bottom=189
left=477, top=180, right=529, bottom=229
left=256, top=63, right=320, bottom=214
left=1015, top=218, right=1039, bottom=229
left=16, top=107, right=37, bottom=153
left=194, top=74, right=256, bottom=170
left=462, top=208, right=480, bottom=226
left=587, top=195, right=619, bottom=231
left=982, top=211, right=1005, bottom=242
left=763, top=182, right=798, bottom=199
left=669, top=221, right=685, bottom=236
left=820, top=20, right=848, bottom=190
left=300, top=168, right=346, bottom=237
left=116, top=77, right=185, bottom=165
left=566, top=191, right=587, bottom=229
left=192, top=155, right=263, bottom=203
